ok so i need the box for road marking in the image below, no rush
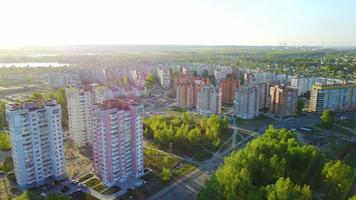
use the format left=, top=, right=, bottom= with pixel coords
left=185, top=184, right=198, bottom=193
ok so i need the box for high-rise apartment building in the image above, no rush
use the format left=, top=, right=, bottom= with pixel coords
left=309, top=82, right=356, bottom=112
left=220, top=76, right=240, bottom=105
left=91, top=99, right=144, bottom=187
left=233, top=85, right=260, bottom=119
left=269, top=84, right=298, bottom=117
left=176, top=82, right=195, bottom=108
left=157, top=67, right=171, bottom=89
left=176, top=77, right=209, bottom=108
left=66, top=86, right=96, bottom=146
left=214, top=68, right=232, bottom=85
left=197, top=85, right=222, bottom=115
left=6, top=100, right=66, bottom=190
left=257, top=82, right=270, bottom=109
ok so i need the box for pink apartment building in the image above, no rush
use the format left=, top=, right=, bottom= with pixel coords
left=91, top=99, right=144, bottom=186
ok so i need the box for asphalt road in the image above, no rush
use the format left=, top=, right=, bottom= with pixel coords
left=148, top=134, right=255, bottom=200
left=147, top=111, right=356, bottom=200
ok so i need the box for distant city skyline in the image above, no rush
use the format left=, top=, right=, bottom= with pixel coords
left=1, top=0, right=356, bottom=46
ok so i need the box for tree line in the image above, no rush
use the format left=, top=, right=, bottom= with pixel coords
left=31, top=89, right=68, bottom=130
left=198, top=126, right=355, bottom=200
left=143, top=113, right=229, bottom=156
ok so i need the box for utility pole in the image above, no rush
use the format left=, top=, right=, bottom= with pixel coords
left=232, top=117, right=237, bottom=148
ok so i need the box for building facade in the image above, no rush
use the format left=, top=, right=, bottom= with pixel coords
left=309, top=82, right=356, bottom=112
left=214, top=67, right=232, bottom=85
left=41, top=72, right=81, bottom=88
left=233, top=85, right=260, bottom=119
left=66, top=86, right=96, bottom=146
left=197, top=85, right=222, bottom=115
left=157, top=67, right=171, bottom=89
left=176, top=82, right=195, bottom=108
left=269, top=85, right=298, bottom=117
left=220, top=76, right=240, bottom=105
left=6, top=100, right=66, bottom=190
left=176, top=77, right=209, bottom=108
left=91, top=99, right=144, bottom=187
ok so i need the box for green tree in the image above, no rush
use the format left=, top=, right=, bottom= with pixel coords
left=321, top=109, right=334, bottom=128
left=0, top=156, right=13, bottom=172
left=31, top=92, right=45, bottom=100
left=161, top=167, right=172, bottom=182
left=145, top=73, right=155, bottom=90
left=264, top=177, right=312, bottom=200
left=187, top=127, right=201, bottom=145
left=47, top=193, right=70, bottom=200
left=12, top=191, right=38, bottom=200
left=0, top=131, right=11, bottom=150
left=349, top=195, right=356, bottom=200
left=198, top=127, right=352, bottom=200
left=322, top=160, right=355, bottom=199
left=297, top=99, right=305, bottom=115
left=0, top=100, right=8, bottom=130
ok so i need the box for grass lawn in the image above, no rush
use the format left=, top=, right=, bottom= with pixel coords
left=191, top=148, right=212, bottom=161
left=101, top=186, right=121, bottom=195
left=173, top=164, right=196, bottom=177
left=170, top=106, right=186, bottom=113
left=92, top=183, right=106, bottom=193
left=336, top=118, right=356, bottom=129
left=235, top=115, right=275, bottom=130
left=71, top=191, right=99, bottom=200
left=119, top=172, right=168, bottom=200
left=85, top=178, right=101, bottom=188
left=220, top=140, right=232, bottom=152
left=315, top=124, right=353, bottom=136
left=144, top=148, right=179, bottom=173
left=79, top=173, right=94, bottom=182
left=344, top=144, right=356, bottom=169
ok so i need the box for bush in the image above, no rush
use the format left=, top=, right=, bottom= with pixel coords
left=0, top=132, right=11, bottom=151
left=0, top=157, right=13, bottom=172
left=85, top=178, right=101, bottom=188
left=79, top=173, right=94, bottom=182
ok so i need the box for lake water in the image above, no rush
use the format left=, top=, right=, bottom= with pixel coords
left=0, top=63, right=71, bottom=68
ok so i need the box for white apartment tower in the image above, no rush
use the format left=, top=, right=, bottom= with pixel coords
left=157, top=67, right=171, bottom=89
left=66, top=86, right=96, bottom=146
left=6, top=100, right=66, bottom=190
left=197, top=85, right=222, bottom=115
left=234, top=85, right=260, bottom=119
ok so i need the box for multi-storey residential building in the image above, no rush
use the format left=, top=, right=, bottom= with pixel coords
left=291, top=76, right=343, bottom=96
left=214, top=67, right=232, bottom=85
left=93, top=84, right=113, bottom=104
left=309, top=82, right=356, bottom=112
left=6, top=100, right=66, bottom=190
left=176, top=77, right=209, bottom=108
left=257, top=82, right=270, bottom=109
left=91, top=99, right=144, bottom=187
left=193, top=78, right=210, bottom=106
left=233, top=85, right=260, bottom=119
left=176, top=82, right=195, bottom=108
left=197, top=85, right=222, bottom=115
left=220, top=75, right=240, bottom=105
left=41, top=72, right=81, bottom=88
left=174, top=72, right=194, bottom=88
left=269, top=84, right=298, bottom=117
left=66, top=86, right=96, bottom=146
left=157, top=67, right=171, bottom=89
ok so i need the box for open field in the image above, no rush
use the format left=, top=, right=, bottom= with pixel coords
left=336, top=118, right=356, bottom=129
left=64, top=142, right=94, bottom=180
left=235, top=115, right=276, bottom=130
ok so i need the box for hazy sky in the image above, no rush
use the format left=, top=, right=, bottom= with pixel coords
left=1, top=0, right=355, bottom=46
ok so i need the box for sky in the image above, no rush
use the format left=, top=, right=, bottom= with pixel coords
left=0, top=0, right=355, bottom=46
